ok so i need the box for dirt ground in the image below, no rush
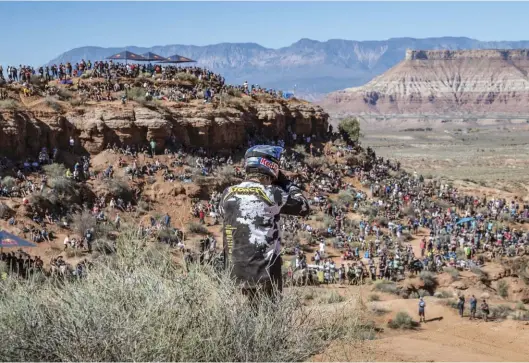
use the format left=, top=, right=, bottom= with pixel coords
left=362, top=126, right=529, bottom=202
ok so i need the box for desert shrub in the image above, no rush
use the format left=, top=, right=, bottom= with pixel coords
left=43, top=164, right=67, bottom=178
left=187, top=222, right=209, bottom=235
left=374, top=280, right=398, bottom=294
left=409, top=291, right=419, bottom=299
left=305, top=157, right=326, bottom=169
left=45, top=97, right=62, bottom=112
left=0, top=203, right=13, bottom=219
left=49, top=177, right=78, bottom=199
left=471, top=267, right=490, bottom=284
left=338, top=117, right=361, bottom=142
left=387, top=312, right=418, bottom=330
left=104, top=179, right=132, bottom=201
left=359, top=206, right=377, bottom=219
left=57, top=89, right=73, bottom=100
left=419, top=271, right=438, bottom=290
left=175, top=72, right=198, bottom=83
left=512, top=310, right=529, bottom=321
left=70, top=97, right=87, bottom=107
left=321, top=291, right=345, bottom=304
left=497, top=280, right=509, bottom=298
left=370, top=306, right=390, bottom=316
left=137, top=200, right=150, bottom=212
left=444, top=267, right=460, bottom=281
left=374, top=216, right=388, bottom=227
left=303, top=289, right=315, bottom=300
left=418, top=289, right=431, bottom=297
left=516, top=302, right=527, bottom=311
left=292, top=144, right=308, bottom=157
left=1, top=176, right=16, bottom=189
left=434, top=290, right=453, bottom=299
left=71, top=210, right=101, bottom=238
left=0, top=229, right=372, bottom=361
left=91, top=237, right=116, bottom=255
left=127, top=87, right=146, bottom=101
left=216, top=166, right=238, bottom=188
left=489, top=305, right=513, bottom=320
left=0, top=99, right=19, bottom=110
left=323, top=215, right=336, bottom=229
left=368, top=294, right=380, bottom=302
left=336, top=191, right=355, bottom=206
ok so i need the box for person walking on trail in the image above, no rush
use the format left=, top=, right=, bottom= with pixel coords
left=457, top=295, right=465, bottom=317
left=481, top=300, right=490, bottom=322
left=418, top=297, right=426, bottom=323
left=469, top=295, right=477, bottom=320
left=220, top=145, right=310, bottom=301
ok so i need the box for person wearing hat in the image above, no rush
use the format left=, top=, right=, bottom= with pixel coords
left=220, top=145, right=309, bottom=300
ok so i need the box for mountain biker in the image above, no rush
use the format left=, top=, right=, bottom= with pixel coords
left=220, top=145, right=310, bottom=300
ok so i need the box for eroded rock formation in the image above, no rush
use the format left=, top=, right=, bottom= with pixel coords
left=0, top=98, right=328, bottom=157
left=321, top=49, right=529, bottom=115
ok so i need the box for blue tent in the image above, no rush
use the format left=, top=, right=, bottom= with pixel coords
left=0, top=230, right=37, bottom=248
left=456, top=217, right=475, bottom=225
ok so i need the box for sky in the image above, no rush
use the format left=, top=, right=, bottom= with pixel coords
left=2, top=1, right=529, bottom=66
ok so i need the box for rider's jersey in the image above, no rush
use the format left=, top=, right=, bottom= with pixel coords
left=220, top=180, right=309, bottom=288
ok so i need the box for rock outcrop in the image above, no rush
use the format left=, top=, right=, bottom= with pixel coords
left=320, top=49, right=529, bottom=115
left=0, top=97, right=328, bottom=158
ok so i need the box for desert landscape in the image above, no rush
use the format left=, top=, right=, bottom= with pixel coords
left=1, top=1, right=529, bottom=361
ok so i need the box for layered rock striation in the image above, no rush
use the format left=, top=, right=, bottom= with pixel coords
left=0, top=98, right=328, bottom=158
left=321, top=49, right=529, bottom=115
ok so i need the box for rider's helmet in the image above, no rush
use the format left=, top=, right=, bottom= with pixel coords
left=244, top=145, right=283, bottom=179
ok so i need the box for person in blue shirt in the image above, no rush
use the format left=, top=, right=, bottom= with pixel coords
left=418, top=297, right=426, bottom=323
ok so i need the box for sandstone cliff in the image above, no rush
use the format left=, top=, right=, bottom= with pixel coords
left=321, top=49, right=529, bottom=115
left=0, top=96, right=328, bottom=158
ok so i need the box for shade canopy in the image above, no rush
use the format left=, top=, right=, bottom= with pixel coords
left=160, top=54, right=196, bottom=64
left=106, top=51, right=147, bottom=61
left=0, top=230, right=37, bottom=248
left=141, top=52, right=168, bottom=62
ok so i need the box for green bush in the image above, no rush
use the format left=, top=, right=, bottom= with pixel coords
left=322, top=291, right=346, bottom=304
left=104, top=179, right=132, bottom=201
left=387, top=312, right=418, bottom=330
left=368, top=294, right=380, bottom=302
left=43, top=164, right=67, bottom=178
left=187, top=222, right=209, bottom=235
left=0, top=99, right=19, bottom=110
left=0, top=229, right=371, bottom=361
left=434, top=290, right=453, bottom=299
left=444, top=267, right=460, bottom=281
left=374, top=280, right=398, bottom=294
left=497, top=280, right=509, bottom=298
left=1, top=176, right=16, bottom=189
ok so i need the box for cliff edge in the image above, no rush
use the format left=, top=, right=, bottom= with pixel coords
left=0, top=81, right=328, bottom=158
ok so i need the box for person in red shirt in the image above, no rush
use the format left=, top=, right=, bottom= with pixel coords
left=420, top=237, right=426, bottom=257
left=199, top=210, right=205, bottom=224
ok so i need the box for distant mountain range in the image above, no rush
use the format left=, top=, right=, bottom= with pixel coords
left=47, top=37, right=529, bottom=99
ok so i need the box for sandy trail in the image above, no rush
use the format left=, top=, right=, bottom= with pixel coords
left=315, top=295, right=529, bottom=362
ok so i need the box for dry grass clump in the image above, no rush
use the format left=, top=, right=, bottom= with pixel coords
left=0, top=228, right=371, bottom=361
